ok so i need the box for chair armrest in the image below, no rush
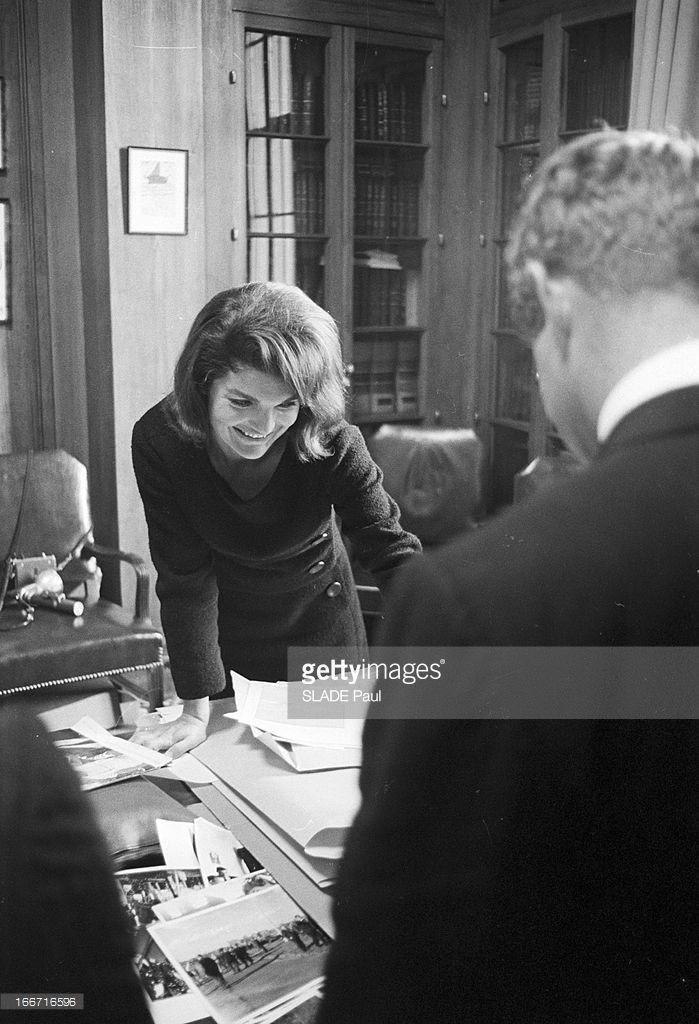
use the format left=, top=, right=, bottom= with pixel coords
left=82, top=542, right=151, bottom=625
left=356, top=584, right=382, bottom=614
left=356, top=584, right=383, bottom=644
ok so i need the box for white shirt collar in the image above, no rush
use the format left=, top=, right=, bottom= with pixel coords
left=597, top=339, right=699, bottom=443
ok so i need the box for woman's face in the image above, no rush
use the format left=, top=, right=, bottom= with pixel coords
left=209, top=366, right=300, bottom=461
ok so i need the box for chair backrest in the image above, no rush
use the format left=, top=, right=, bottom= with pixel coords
left=0, top=450, right=92, bottom=564
left=366, top=425, right=483, bottom=546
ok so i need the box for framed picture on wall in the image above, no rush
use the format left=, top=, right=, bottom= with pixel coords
left=0, top=200, right=10, bottom=323
left=127, top=146, right=188, bottom=235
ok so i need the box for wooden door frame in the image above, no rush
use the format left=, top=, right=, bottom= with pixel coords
left=0, top=0, right=56, bottom=452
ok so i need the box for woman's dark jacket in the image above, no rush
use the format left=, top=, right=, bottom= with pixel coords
left=132, top=400, right=420, bottom=698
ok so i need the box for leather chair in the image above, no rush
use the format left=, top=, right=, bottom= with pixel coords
left=0, top=450, right=164, bottom=712
left=351, top=426, right=483, bottom=640
left=366, top=424, right=483, bottom=546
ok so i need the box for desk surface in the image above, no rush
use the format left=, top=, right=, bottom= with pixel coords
left=193, top=782, right=336, bottom=938
left=190, top=700, right=361, bottom=938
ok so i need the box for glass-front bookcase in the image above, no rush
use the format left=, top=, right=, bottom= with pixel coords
left=351, top=42, right=429, bottom=422
left=240, top=16, right=437, bottom=427
left=485, top=7, right=633, bottom=509
left=245, top=29, right=328, bottom=307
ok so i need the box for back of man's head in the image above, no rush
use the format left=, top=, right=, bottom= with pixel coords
left=506, top=129, right=699, bottom=342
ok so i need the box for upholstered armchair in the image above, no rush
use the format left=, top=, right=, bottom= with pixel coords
left=0, top=450, right=164, bottom=714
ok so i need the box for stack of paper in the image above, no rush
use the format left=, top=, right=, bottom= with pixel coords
left=228, top=672, right=364, bottom=772
left=192, top=716, right=362, bottom=872
left=354, top=248, right=402, bottom=270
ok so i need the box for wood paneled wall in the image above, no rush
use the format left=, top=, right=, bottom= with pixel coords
left=100, top=0, right=209, bottom=606
left=0, top=0, right=56, bottom=454
left=427, top=0, right=490, bottom=429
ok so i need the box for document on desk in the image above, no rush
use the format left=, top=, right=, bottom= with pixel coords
left=193, top=716, right=362, bottom=862
left=230, top=672, right=364, bottom=748
left=250, top=726, right=362, bottom=772
left=226, top=672, right=363, bottom=772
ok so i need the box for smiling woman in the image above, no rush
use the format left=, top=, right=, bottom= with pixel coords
left=209, top=366, right=300, bottom=462
left=131, top=282, right=421, bottom=757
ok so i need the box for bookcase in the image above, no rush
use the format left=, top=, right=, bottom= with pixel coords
left=351, top=42, right=430, bottom=421
left=239, top=13, right=438, bottom=426
left=483, top=3, right=633, bottom=509
left=245, top=29, right=328, bottom=307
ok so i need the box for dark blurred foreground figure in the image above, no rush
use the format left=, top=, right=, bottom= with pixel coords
left=0, top=707, right=151, bottom=1023
left=319, top=129, right=699, bottom=1023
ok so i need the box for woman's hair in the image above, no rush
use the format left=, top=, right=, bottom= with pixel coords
left=506, top=128, right=699, bottom=341
left=167, top=282, right=347, bottom=461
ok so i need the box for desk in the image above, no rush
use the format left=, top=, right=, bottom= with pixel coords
left=190, top=700, right=361, bottom=939
left=192, top=783, right=336, bottom=938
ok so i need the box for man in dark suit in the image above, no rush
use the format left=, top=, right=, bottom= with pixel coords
left=319, top=129, right=699, bottom=1022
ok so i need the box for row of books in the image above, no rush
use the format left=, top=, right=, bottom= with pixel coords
left=293, top=163, right=325, bottom=234
left=284, top=72, right=323, bottom=135
left=495, top=348, right=533, bottom=423
left=509, top=63, right=542, bottom=143
left=247, top=137, right=326, bottom=235
left=352, top=337, right=420, bottom=418
left=354, top=166, right=420, bottom=236
left=355, top=78, right=422, bottom=143
left=247, top=72, right=324, bottom=136
left=354, top=266, right=408, bottom=327
left=246, top=31, right=324, bottom=136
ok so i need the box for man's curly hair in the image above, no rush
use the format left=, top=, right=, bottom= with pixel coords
left=506, top=128, right=699, bottom=340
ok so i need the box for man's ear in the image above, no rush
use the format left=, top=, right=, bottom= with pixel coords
left=525, top=260, right=574, bottom=357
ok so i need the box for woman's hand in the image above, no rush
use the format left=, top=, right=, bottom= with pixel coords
left=131, top=697, right=210, bottom=759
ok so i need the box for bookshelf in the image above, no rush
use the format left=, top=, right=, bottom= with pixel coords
left=245, top=29, right=329, bottom=307
left=351, top=42, right=430, bottom=423
left=484, top=6, right=633, bottom=509
left=239, top=17, right=436, bottom=428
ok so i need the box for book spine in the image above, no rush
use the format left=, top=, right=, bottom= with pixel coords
left=316, top=172, right=324, bottom=234
left=370, top=339, right=397, bottom=415
left=389, top=179, right=400, bottom=237
left=301, top=73, right=314, bottom=134
left=291, top=72, right=303, bottom=134
left=356, top=83, right=369, bottom=139
left=355, top=166, right=369, bottom=235
left=367, top=81, right=377, bottom=140
left=377, top=81, right=388, bottom=141
left=396, top=337, right=419, bottom=415
left=398, top=80, right=408, bottom=142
